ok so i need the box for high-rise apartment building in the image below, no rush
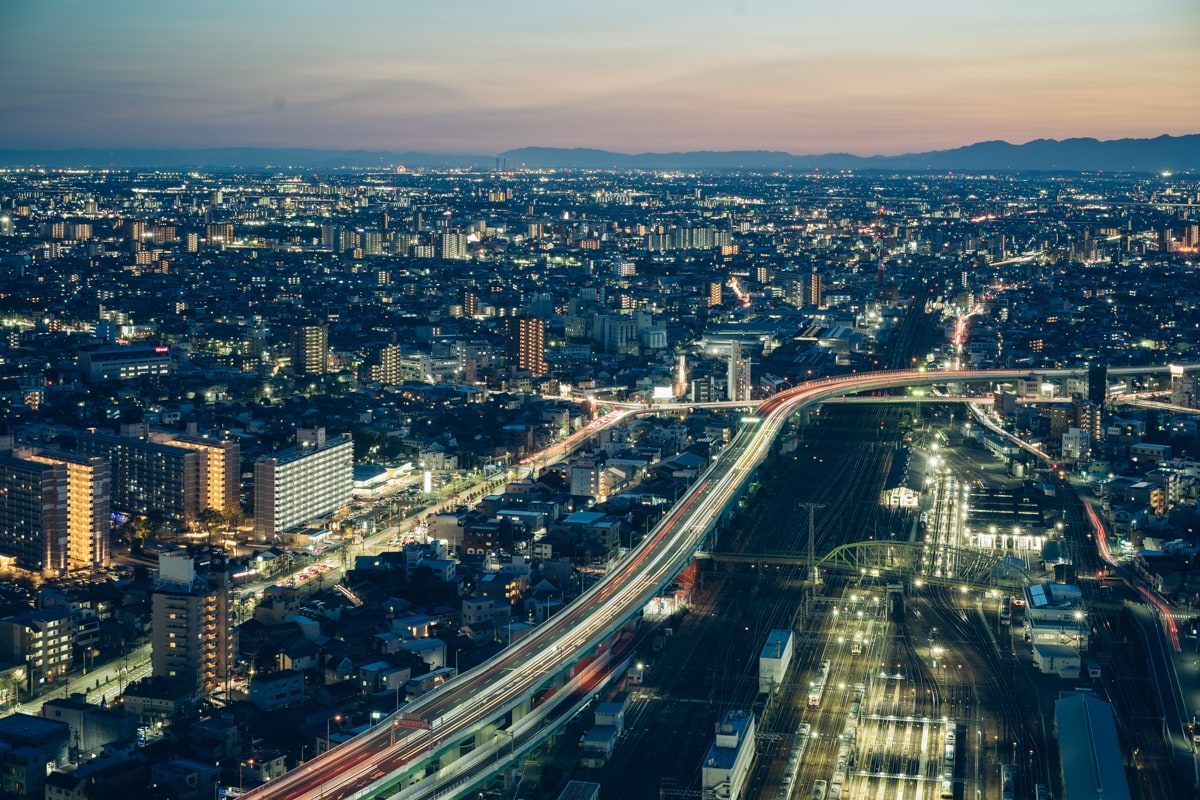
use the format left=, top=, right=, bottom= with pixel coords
left=1046, top=394, right=1102, bottom=442
left=253, top=428, right=353, bottom=539
left=460, top=290, right=478, bottom=319
left=1087, top=360, right=1108, bottom=407
left=69, top=427, right=236, bottom=526
left=291, top=323, right=329, bottom=376
left=363, top=345, right=434, bottom=386
left=0, top=454, right=68, bottom=576
left=154, top=434, right=240, bottom=513
left=151, top=552, right=235, bottom=698
left=440, top=231, right=468, bottom=260
left=366, top=343, right=403, bottom=386
left=23, top=449, right=110, bottom=572
left=708, top=281, right=724, bottom=308
left=727, top=342, right=752, bottom=403
left=205, top=223, right=234, bottom=247
left=807, top=271, right=823, bottom=308
left=0, top=609, right=75, bottom=687
left=124, top=220, right=146, bottom=252
left=613, top=260, right=636, bottom=278
left=504, top=315, right=548, bottom=377
left=1171, top=365, right=1198, bottom=409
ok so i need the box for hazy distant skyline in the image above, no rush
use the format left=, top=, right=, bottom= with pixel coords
left=3, top=0, right=1198, bottom=156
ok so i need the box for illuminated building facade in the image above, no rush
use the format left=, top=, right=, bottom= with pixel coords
left=24, top=449, right=110, bottom=572
left=505, top=315, right=548, bottom=377
left=291, top=323, right=329, bottom=376
left=67, top=430, right=201, bottom=521
left=0, top=454, right=68, bottom=576
left=78, top=346, right=174, bottom=382
left=151, top=552, right=235, bottom=698
left=253, top=428, right=353, bottom=539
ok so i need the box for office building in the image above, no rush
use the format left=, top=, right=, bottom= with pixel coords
left=0, top=454, right=68, bottom=576
left=505, top=315, right=548, bottom=377
left=291, top=323, right=329, bottom=376
left=594, top=314, right=638, bottom=354
left=23, top=449, right=110, bottom=572
left=78, top=346, right=174, bottom=382
left=254, top=428, right=353, bottom=539
left=569, top=456, right=611, bottom=501
left=151, top=552, right=235, bottom=698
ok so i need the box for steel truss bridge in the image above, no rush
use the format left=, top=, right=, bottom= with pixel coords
left=698, top=540, right=1029, bottom=591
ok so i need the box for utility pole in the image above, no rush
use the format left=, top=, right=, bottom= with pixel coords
left=800, top=503, right=824, bottom=586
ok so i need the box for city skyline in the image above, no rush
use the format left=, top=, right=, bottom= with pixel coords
left=3, top=0, right=1199, bottom=156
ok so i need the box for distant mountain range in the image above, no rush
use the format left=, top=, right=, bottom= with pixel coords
left=2, top=134, right=1198, bottom=172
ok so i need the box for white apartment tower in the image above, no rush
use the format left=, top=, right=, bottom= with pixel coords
left=727, top=342, right=752, bottom=403
left=254, top=428, right=353, bottom=539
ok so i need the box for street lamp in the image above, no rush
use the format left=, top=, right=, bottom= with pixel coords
left=496, top=729, right=514, bottom=762
left=325, top=713, right=342, bottom=753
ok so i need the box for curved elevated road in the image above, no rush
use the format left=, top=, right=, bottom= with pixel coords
left=245, top=366, right=1176, bottom=800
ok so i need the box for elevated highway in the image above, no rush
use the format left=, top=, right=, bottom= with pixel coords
left=246, top=365, right=1180, bottom=800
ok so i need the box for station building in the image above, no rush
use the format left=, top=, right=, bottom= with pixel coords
left=759, top=629, right=794, bottom=693
left=701, top=709, right=756, bottom=800
left=1054, top=692, right=1130, bottom=800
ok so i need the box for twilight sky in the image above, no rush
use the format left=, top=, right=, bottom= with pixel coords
left=2, top=0, right=1197, bottom=156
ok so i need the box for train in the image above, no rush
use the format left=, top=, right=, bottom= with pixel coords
left=851, top=618, right=874, bottom=655
left=807, top=659, right=831, bottom=709
left=775, top=724, right=812, bottom=800
left=943, top=722, right=957, bottom=779
left=1000, top=764, right=1015, bottom=800
left=843, top=683, right=864, bottom=742
left=809, top=780, right=827, bottom=800
left=940, top=722, right=958, bottom=798
left=1000, top=594, right=1012, bottom=624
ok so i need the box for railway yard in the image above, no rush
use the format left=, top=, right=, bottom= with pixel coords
left=520, top=400, right=1179, bottom=800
